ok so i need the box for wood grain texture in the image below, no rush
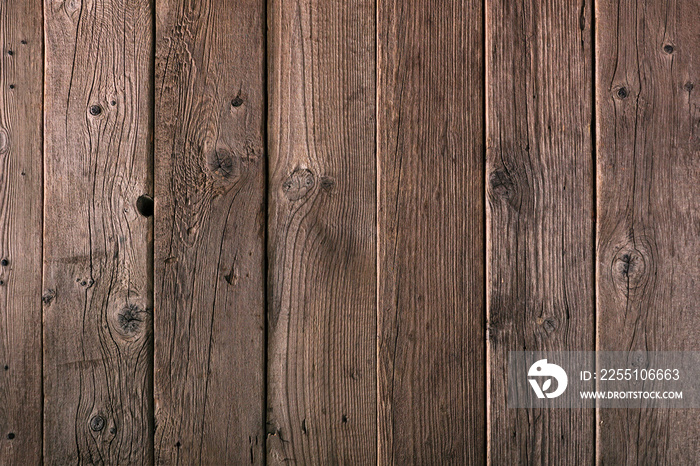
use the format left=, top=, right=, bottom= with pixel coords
left=266, top=0, right=376, bottom=463
left=486, top=0, right=595, bottom=463
left=43, top=0, right=153, bottom=463
left=377, top=0, right=485, bottom=464
left=153, top=0, right=266, bottom=463
left=0, top=0, right=42, bottom=463
left=596, top=0, right=700, bottom=463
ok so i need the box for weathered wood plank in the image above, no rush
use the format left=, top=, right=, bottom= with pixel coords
left=596, top=0, right=700, bottom=463
left=0, top=0, right=42, bottom=463
left=266, top=0, right=376, bottom=463
left=377, top=1, right=485, bottom=463
left=43, top=0, right=154, bottom=463
left=153, top=0, right=266, bottom=463
left=486, top=0, right=595, bottom=463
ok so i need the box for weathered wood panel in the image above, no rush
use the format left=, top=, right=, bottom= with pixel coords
left=0, top=0, right=42, bottom=463
left=377, top=0, right=485, bottom=464
left=153, top=0, right=266, bottom=463
left=486, top=0, right=595, bottom=463
left=266, top=0, right=376, bottom=463
left=43, top=0, right=154, bottom=463
left=596, top=0, right=700, bottom=463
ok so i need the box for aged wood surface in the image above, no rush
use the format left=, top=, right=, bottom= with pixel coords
left=377, top=0, right=485, bottom=463
left=42, top=0, right=154, bottom=463
left=266, top=0, right=376, bottom=463
left=486, top=0, right=595, bottom=463
left=0, top=0, right=42, bottom=463
left=596, top=0, right=700, bottom=463
left=153, top=0, right=266, bottom=463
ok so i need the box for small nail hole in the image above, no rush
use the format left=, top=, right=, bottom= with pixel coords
left=231, top=96, right=243, bottom=107
left=7, top=433, right=14, bottom=440
left=663, top=44, right=674, bottom=54
left=89, top=105, right=102, bottom=116
left=1, top=259, right=9, bottom=266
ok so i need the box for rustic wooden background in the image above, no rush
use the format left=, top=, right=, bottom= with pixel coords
left=0, top=0, right=698, bottom=464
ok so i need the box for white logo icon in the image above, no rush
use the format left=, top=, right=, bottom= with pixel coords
left=528, top=359, right=568, bottom=398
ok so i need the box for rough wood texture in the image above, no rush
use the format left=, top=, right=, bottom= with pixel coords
left=486, top=0, right=595, bottom=463
left=42, top=0, right=154, bottom=463
left=377, top=1, right=485, bottom=464
left=266, top=0, right=376, bottom=463
left=0, top=0, right=42, bottom=463
left=153, top=0, right=266, bottom=463
left=596, top=0, right=700, bottom=463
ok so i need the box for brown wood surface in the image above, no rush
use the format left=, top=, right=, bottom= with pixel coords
left=153, top=0, right=266, bottom=464
left=0, top=0, right=42, bottom=463
left=486, top=0, right=595, bottom=463
left=596, top=0, right=700, bottom=463
left=266, top=0, right=377, bottom=463
left=377, top=0, right=485, bottom=464
left=42, top=0, right=154, bottom=463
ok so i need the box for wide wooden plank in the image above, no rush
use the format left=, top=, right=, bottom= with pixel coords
left=377, top=1, right=484, bottom=463
left=153, top=0, right=266, bottom=463
left=596, top=0, right=700, bottom=463
left=43, top=0, right=154, bottom=463
left=266, top=0, right=376, bottom=463
left=486, top=0, right=595, bottom=463
left=0, top=0, right=42, bottom=463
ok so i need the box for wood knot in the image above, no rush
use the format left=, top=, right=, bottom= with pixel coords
left=488, top=169, right=515, bottom=200
left=136, top=195, right=154, bottom=217
left=615, top=87, right=629, bottom=99
left=207, top=149, right=239, bottom=180
left=117, top=304, right=146, bottom=336
left=611, top=246, right=649, bottom=296
left=0, top=128, right=9, bottom=155
left=42, top=289, right=56, bottom=305
left=282, top=168, right=315, bottom=201
left=90, top=415, right=105, bottom=432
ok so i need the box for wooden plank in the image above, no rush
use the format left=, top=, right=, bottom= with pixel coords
left=266, top=0, right=376, bottom=463
left=486, top=0, right=595, bottom=463
left=153, top=0, right=266, bottom=463
left=42, top=0, right=153, bottom=462
left=377, top=1, right=485, bottom=463
left=0, top=0, right=42, bottom=463
left=596, top=0, right=700, bottom=463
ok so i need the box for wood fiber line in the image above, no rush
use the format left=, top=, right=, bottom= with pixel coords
left=266, top=0, right=377, bottom=463
left=153, top=0, right=266, bottom=463
left=43, top=0, right=154, bottom=463
left=0, top=0, right=42, bottom=463
left=596, top=0, right=700, bottom=463
left=486, top=0, right=595, bottom=463
left=377, top=0, right=485, bottom=463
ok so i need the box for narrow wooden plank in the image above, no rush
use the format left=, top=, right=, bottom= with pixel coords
left=153, top=0, right=266, bottom=463
left=43, top=0, right=153, bottom=462
left=266, top=0, right=376, bottom=463
left=377, top=1, right=485, bottom=463
left=0, top=0, right=42, bottom=462
left=486, top=0, right=595, bottom=463
left=596, top=0, right=700, bottom=463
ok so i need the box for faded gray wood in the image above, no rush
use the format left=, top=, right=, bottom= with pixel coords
left=153, top=0, right=266, bottom=463
left=377, top=0, right=485, bottom=463
left=0, top=0, right=42, bottom=463
left=596, top=0, right=700, bottom=463
left=266, top=0, right=377, bottom=463
left=486, top=0, right=595, bottom=463
left=43, top=0, right=153, bottom=462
